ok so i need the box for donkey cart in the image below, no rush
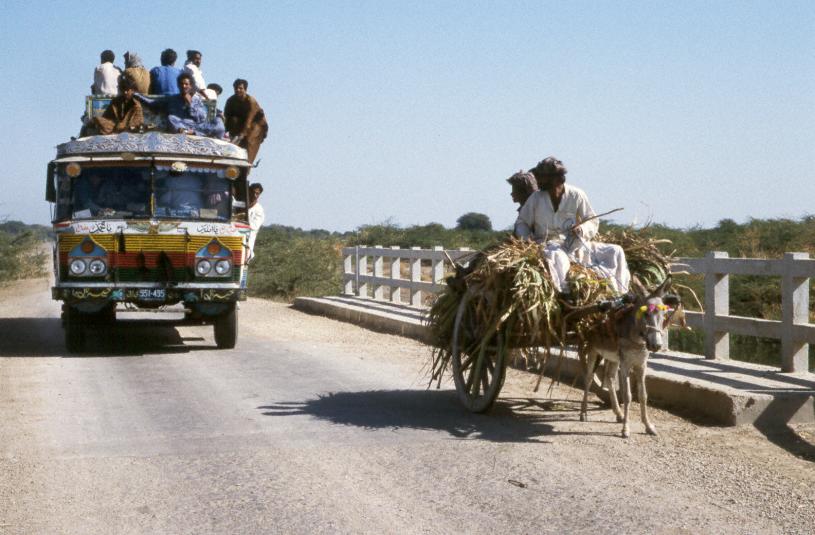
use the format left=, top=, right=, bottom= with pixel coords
left=447, top=284, right=679, bottom=435
left=430, top=235, right=677, bottom=418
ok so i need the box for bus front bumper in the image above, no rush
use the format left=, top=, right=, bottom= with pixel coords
left=52, top=285, right=246, bottom=304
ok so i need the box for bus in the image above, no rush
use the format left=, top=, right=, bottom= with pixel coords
left=45, top=129, right=253, bottom=352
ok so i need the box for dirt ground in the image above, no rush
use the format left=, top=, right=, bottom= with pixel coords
left=1, top=278, right=814, bottom=534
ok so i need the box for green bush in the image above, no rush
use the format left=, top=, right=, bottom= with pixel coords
left=456, top=212, right=493, bottom=232
left=0, top=229, right=48, bottom=283
left=248, top=228, right=342, bottom=301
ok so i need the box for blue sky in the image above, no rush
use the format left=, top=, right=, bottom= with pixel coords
left=1, top=1, right=813, bottom=231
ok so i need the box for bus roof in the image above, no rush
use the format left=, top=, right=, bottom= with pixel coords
left=56, top=132, right=249, bottom=161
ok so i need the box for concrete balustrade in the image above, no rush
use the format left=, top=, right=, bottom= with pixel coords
left=342, top=245, right=474, bottom=308
left=673, top=251, right=813, bottom=373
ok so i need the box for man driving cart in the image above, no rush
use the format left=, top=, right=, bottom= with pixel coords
left=514, top=156, right=631, bottom=294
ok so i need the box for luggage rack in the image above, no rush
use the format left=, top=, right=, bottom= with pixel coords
left=84, top=95, right=218, bottom=133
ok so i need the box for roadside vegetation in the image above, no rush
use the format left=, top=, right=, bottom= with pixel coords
left=0, top=220, right=50, bottom=283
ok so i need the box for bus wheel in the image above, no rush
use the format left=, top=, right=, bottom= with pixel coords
left=101, top=303, right=116, bottom=324
left=214, top=304, right=238, bottom=349
left=65, top=308, right=85, bottom=353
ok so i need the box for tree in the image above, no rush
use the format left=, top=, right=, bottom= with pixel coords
left=456, top=212, right=492, bottom=232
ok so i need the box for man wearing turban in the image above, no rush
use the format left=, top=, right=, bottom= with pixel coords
left=515, top=156, right=630, bottom=294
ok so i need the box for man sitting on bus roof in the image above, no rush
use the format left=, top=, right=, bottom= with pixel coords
left=81, top=77, right=144, bottom=136
left=183, top=50, right=207, bottom=94
left=149, top=49, right=182, bottom=95
left=123, top=51, right=150, bottom=94
left=136, top=73, right=225, bottom=138
left=224, top=78, right=268, bottom=163
left=91, top=50, right=122, bottom=96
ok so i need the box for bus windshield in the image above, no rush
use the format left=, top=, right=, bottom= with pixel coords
left=63, top=166, right=151, bottom=220
left=56, top=164, right=234, bottom=221
left=154, top=166, right=231, bottom=220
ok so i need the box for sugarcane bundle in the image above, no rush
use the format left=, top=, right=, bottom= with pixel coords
left=427, top=229, right=673, bottom=385
left=427, top=237, right=598, bottom=385
left=599, top=228, right=673, bottom=290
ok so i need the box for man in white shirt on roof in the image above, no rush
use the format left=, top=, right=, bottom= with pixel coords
left=91, top=49, right=122, bottom=95
left=183, top=50, right=207, bottom=94
left=246, top=182, right=265, bottom=262
left=515, top=156, right=630, bottom=294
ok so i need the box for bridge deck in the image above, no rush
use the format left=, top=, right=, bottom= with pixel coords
left=293, top=295, right=815, bottom=427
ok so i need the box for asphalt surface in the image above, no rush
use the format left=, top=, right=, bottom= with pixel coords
left=1, top=278, right=814, bottom=534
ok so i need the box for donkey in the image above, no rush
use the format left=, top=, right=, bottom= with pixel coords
left=578, top=280, right=681, bottom=438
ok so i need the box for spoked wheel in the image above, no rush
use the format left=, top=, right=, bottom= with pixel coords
left=451, top=292, right=507, bottom=413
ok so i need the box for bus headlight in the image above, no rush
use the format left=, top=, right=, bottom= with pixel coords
left=66, top=162, right=82, bottom=177
left=196, top=259, right=212, bottom=275
left=69, top=259, right=87, bottom=275
left=88, top=259, right=107, bottom=276
left=214, top=259, right=231, bottom=275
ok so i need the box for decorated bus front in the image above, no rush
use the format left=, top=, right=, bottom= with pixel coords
left=46, top=133, right=253, bottom=351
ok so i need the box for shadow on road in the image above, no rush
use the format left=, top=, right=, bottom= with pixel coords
left=0, top=317, right=213, bottom=357
left=753, top=396, right=815, bottom=462
left=258, top=389, right=617, bottom=443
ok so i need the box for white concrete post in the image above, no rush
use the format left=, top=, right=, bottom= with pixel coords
left=357, top=246, right=368, bottom=298
left=390, top=246, right=402, bottom=303
left=431, top=246, right=445, bottom=286
left=410, top=246, right=422, bottom=307
left=373, top=246, right=384, bottom=300
left=343, top=250, right=354, bottom=295
left=781, top=252, right=810, bottom=372
left=704, top=251, right=729, bottom=360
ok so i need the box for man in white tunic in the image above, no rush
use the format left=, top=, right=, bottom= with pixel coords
left=247, top=182, right=265, bottom=262
left=92, top=50, right=122, bottom=96
left=515, top=157, right=630, bottom=294
left=183, top=50, right=207, bottom=93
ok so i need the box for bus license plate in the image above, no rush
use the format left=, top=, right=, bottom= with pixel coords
left=138, top=289, right=166, bottom=301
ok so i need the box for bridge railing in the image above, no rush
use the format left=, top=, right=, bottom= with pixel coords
left=343, top=247, right=813, bottom=373
left=672, top=251, right=813, bottom=373
left=342, top=245, right=475, bottom=307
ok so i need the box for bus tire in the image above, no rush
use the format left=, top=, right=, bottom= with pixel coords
left=214, top=304, right=238, bottom=349
left=65, top=308, right=85, bottom=353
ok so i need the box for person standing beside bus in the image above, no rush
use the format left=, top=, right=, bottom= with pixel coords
left=247, top=183, right=265, bottom=262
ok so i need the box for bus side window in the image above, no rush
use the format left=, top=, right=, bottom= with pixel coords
left=56, top=175, right=74, bottom=220
left=45, top=162, right=56, bottom=202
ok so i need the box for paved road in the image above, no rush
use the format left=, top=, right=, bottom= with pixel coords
left=1, top=279, right=814, bottom=534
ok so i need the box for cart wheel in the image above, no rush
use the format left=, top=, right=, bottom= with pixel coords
left=64, top=307, right=85, bottom=353
left=214, top=304, right=238, bottom=349
left=451, top=292, right=506, bottom=413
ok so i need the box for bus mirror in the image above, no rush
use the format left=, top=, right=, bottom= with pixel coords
left=45, top=161, right=56, bottom=202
